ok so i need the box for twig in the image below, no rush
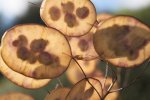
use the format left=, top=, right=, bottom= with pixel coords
left=110, top=59, right=150, bottom=93
left=57, top=78, right=63, bottom=87
left=103, top=62, right=109, bottom=88
left=117, top=68, right=122, bottom=86
left=102, top=63, right=118, bottom=99
left=86, top=78, right=102, bottom=100
left=123, top=69, right=131, bottom=87
left=28, top=2, right=40, bottom=8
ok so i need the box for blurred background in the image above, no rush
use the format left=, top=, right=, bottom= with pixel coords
left=0, top=0, right=150, bottom=100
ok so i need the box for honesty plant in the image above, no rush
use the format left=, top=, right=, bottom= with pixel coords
left=0, top=0, right=150, bottom=100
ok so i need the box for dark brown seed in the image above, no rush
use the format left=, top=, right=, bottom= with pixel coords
left=12, top=40, right=20, bottom=47
left=78, top=39, right=89, bottom=51
left=28, top=52, right=37, bottom=64
left=49, top=6, right=61, bottom=21
left=65, top=13, right=77, bottom=27
left=55, top=98, right=60, bottom=100
left=12, top=35, right=28, bottom=47
left=38, top=52, right=53, bottom=65
left=17, top=47, right=30, bottom=60
left=30, top=39, right=48, bottom=53
left=76, top=7, right=89, bottom=19
left=61, top=1, right=75, bottom=13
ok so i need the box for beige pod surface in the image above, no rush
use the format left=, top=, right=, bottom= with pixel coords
left=45, top=87, right=70, bottom=100
left=0, top=47, right=50, bottom=89
left=93, top=16, right=150, bottom=67
left=0, top=92, right=34, bottom=100
left=1, top=24, right=71, bottom=79
left=66, top=78, right=102, bottom=100
left=40, top=0, right=96, bottom=36
left=66, top=59, right=99, bottom=84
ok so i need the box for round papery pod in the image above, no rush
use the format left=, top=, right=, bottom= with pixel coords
left=93, top=16, right=150, bottom=67
left=40, top=0, right=96, bottom=36
left=66, top=13, right=112, bottom=60
left=102, top=78, right=118, bottom=100
left=0, top=48, right=50, bottom=89
left=85, top=70, right=119, bottom=100
left=1, top=24, right=71, bottom=79
left=66, top=59, right=99, bottom=84
left=67, top=27, right=98, bottom=60
left=97, top=13, right=113, bottom=23
left=45, top=87, right=70, bottom=100
left=0, top=92, right=34, bottom=100
left=94, top=76, right=119, bottom=100
left=66, top=78, right=102, bottom=100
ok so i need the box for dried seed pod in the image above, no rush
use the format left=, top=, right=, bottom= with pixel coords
left=97, top=13, right=113, bottom=23
left=93, top=16, right=150, bottom=67
left=66, top=78, right=102, bottom=100
left=93, top=73, right=119, bottom=100
left=66, top=13, right=112, bottom=60
left=0, top=48, right=50, bottom=89
left=1, top=24, right=71, bottom=79
left=66, top=59, right=98, bottom=84
left=101, top=78, right=119, bottom=100
left=40, top=0, right=96, bottom=36
left=67, top=28, right=98, bottom=60
left=45, top=88, right=70, bottom=100
left=0, top=92, right=34, bottom=100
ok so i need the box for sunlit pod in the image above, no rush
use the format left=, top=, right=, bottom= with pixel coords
left=1, top=24, right=71, bottom=79
left=102, top=78, right=118, bottom=100
left=93, top=16, right=150, bottom=67
left=0, top=48, right=50, bottom=89
left=40, top=0, right=96, bottom=36
left=45, top=87, right=70, bottom=100
left=67, top=28, right=98, bottom=60
left=0, top=92, right=34, bottom=100
left=97, top=13, right=113, bottom=23
left=66, top=78, right=102, bottom=100
left=66, top=59, right=98, bottom=84
left=66, top=13, right=112, bottom=60
left=94, top=76, right=119, bottom=100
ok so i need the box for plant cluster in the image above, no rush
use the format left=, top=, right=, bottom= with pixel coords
left=0, top=0, right=150, bottom=100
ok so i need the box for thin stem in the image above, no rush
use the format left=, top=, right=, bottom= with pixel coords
left=117, top=68, right=122, bottom=86
left=73, top=58, right=87, bottom=78
left=103, top=62, right=109, bottom=88
left=73, top=57, right=102, bottom=99
left=86, top=78, right=102, bottom=100
left=109, top=88, right=123, bottom=93
left=110, top=59, right=150, bottom=93
left=55, top=83, right=59, bottom=89
left=57, top=78, right=63, bottom=87
left=28, top=2, right=40, bottom=8
left=102, top=63, right=118, bottom=99
left=46, top=90, right=51, bottom=95
left=123, top=69, right=131, bottom=87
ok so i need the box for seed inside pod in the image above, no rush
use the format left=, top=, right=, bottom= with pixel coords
left=65, top=13, right=77, bottom=27
left=78, top=39, right=89, bottom=51
left=38, top=51, right=60, bottom=66
left=76, top=7, right=89, bottom=19
left=61, top=1, right=75, bottom=13
left=17, top=46, right=30, bottom=61
left=12, top=35, right=28, bottom=47
left=49, top=6, right=61, bottom=21
left=30, top=39, right=48, bottom=53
